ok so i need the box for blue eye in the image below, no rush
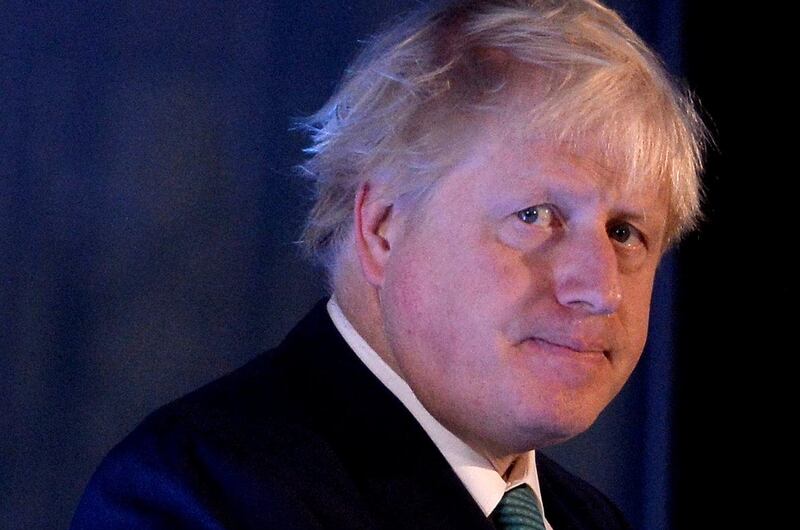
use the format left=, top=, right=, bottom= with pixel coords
left=516, top=205, right=555, bottom=225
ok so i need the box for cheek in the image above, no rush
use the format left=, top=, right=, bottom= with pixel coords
left=382, top=244, right=462, bottom=352
left=454, top=227, right=535, bottom=298
left=618, top=273, right=658, bottom=359
left=407, top=243, right=543, bottom=360
left=383, top=238, right=506, bottom=364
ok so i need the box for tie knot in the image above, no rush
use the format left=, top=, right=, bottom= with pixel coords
left=490, top=485, right=546, bottom=530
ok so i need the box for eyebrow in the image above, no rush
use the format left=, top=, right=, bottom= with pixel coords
left=611, top=209, right=648, bottom=223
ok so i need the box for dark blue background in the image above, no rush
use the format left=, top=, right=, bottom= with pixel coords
left=1, top=1, right=743, bottom=529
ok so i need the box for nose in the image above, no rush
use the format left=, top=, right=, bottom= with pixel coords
left=553, top=232, right=622, bottom=315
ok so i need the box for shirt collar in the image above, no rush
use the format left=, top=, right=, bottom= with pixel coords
left=326, top=297, right=547, bottom=519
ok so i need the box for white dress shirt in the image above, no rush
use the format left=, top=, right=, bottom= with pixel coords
left=327, top=297, right=553, bottom=530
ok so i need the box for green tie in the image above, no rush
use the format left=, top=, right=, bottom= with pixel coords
left=490, top=484, right=546, bottom=530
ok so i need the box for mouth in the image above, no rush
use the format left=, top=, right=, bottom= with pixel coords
left=522, top=337, right=610, bottom=361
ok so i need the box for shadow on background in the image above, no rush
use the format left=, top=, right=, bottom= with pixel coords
left=1, top=1, right=742, bottom=528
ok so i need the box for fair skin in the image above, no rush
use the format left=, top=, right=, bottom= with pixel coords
left=335, top=110, right=669, bottom=466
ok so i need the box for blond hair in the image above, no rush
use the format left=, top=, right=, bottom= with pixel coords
left=297, top=0, right=707, bottom=274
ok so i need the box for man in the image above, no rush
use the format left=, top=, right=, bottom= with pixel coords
left=72, top=1, right=705, bottom=528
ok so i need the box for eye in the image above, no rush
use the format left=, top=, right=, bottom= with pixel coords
left=516, top=204, right=557, bottom=226
left=608, top=222, right=645, bottom=247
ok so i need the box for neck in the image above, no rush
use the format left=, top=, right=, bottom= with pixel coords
left=333, top=256, right=404, bottom=378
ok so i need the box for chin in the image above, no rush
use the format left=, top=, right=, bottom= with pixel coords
left=509, top=397, right=608, bottom=450
left=533, top=418, right=596, bottom=448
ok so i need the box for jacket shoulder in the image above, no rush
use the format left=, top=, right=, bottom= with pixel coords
left=72, top=300, right=372, bottom=529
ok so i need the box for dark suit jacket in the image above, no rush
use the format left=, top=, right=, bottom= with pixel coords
left=72, top=300, right=632, bottom=529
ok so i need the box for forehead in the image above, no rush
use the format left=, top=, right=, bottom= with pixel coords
left=445, top=109, right=667, bottom=210
left=444, top=67, right=671, bottom=197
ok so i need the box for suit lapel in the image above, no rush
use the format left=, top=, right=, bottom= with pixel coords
left=284, top=300, right=495, bottom=530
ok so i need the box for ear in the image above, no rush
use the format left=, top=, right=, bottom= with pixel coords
left=354, top=182, right=397, bottom=287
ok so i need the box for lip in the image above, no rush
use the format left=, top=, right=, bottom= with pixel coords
left=522, top=337, right=609, bottom=360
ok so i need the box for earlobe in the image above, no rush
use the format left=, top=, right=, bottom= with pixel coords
left=354, top=182, right=395, bottom=287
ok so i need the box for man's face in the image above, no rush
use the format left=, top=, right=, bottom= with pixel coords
left=376, top=117, right=669, bottom=459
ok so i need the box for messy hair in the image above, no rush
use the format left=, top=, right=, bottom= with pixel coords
left=297, top=0, right=707, bottom=276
